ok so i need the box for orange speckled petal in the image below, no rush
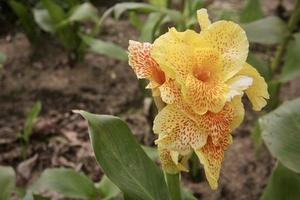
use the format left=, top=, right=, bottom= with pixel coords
left=197, top=9, right=211, bottom=30
left=195, top=135, right=232, bottom=190
left=182, top=74, right=228, bottom=115
left=236, top=63, right=269, bottom=111
left=159, top=79, right=181, bottom=104
left=151, top=28, right=201, bottom=83
left=197, top=102, right=233, bottom=145
left=153, top=105, right=207, bottom=155
left=128, top=40, right=165, bottom=85
left=199, top=21, right=249, bottom=81
left=158, top=148, right=190, bottom=174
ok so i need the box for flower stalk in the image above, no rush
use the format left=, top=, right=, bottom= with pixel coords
left=165, top=173, right=182, bottom=200
left=271, top=0, right=300, bottom=72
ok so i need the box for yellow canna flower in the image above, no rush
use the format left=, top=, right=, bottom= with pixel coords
left=128, top=8, right=269, bottom=189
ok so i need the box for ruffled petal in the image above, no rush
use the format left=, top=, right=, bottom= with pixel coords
left=196, top=102, right=233, bottom=145
left=197, top=8, right=211, bottom=30
left=151, top=28, right=202, bottom=83
left=199, top=21, right=249, bottom=81
left=153, top=105, right=207, bottom=155
left=236, top=63, right=269, bottom=111
left=182, top=74, right=228, bottom=115
left=195, top=135, right=232, bottom=190
left=128, top=40, right=165, bottom=85
left=158, top=148, right=190, bottom=174
left=226, top=75, right=253, bottom=101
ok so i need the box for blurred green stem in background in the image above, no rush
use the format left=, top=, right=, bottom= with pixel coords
left=271, top=0, right=300, bottom=71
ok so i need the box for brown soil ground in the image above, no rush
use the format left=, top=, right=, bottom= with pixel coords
left=0, top=0, right=299, bottom=199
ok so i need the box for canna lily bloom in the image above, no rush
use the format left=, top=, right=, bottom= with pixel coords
left=128, top=8, right=269, bottom=189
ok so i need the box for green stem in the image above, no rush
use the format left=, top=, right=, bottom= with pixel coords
left=271, top=0, right=300, bottom=71
left=165, top=173, right=182, bottom=200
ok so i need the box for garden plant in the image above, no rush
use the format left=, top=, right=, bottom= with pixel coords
left=1, top=0, right=300, bottom=200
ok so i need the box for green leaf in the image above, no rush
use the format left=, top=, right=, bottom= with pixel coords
left=240, top=0, right=263, bottom=23
left=113, top=3, right=157, bottom=19
left=181, top=187, right=197, bottom=200
left=9, top=0, right=38, bottom=42
left=280, top=33, right=300, bottom=82
left=23, top=101, right=42, bottom=144
left=242, top=16, right=288, bottom=45
left=41, top=0, right=66, bottom=24
left=81, top=35, right=127, bottom=61
left=23, top=192, right=50, bottom=200
left=129, top=12, right=143, bottom=31
left=261, top=162, right=300, bottom=200
left=148, top=0, right=168, bottom=8
left=142, top=146, right=159, bottom=161
left=97, top=175, right=121, bottom=200
left=260, top=98, right=300, bottom=173
left=32, top=168, right=98, bottom=199
left=0, top=52, right=7, bottom=68
left=265, top=81, right=281, bottom=111
left=74, top=110, right=171, bottom=200
left=140, top=12, right=164, bottom=42
left=67, top=2, right=98, bottom=23
left=250, top=122, right=263, bottom=153
left=247, top=53, right=272, bottom=81
left=33, top=9, right=55, bottom=33
left=0, top=166, right=16, bottom=200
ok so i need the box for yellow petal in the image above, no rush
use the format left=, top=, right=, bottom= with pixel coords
left=158, top=148, right=189, bottom=174
left=159, top=79, right=181, bottom=104
left=226, top=75, right=253, bottom=101
left=182, top=73, right=228, bottom=115
left=128, top=40, right=165, bottom=85
left=236, top=63, right=269, bottom=111
left=199, top=21, right=249, bottom=81
left=196, top=102, right=232, bottom=145
left=153, top=105, right=207, bottom=155
left=195, top=135, right=232, bottom=190
left=197, top=9, right=211, bottom=30
left=229, top=96, right=245, bottom=130
left=151, top=28, right=201, bottom=83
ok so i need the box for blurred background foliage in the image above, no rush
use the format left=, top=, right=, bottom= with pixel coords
left=0, top=0, right=300, bottom=199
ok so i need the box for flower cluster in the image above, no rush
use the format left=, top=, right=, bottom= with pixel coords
left=128, top=9, right=269, bottom=189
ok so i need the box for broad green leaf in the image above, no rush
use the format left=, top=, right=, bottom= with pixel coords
left=67, top=2, right=98, bottom=23
left=240, top=0, right=263, bottom=23
left=140, top=12, right=164, bottom=42
left=9, top=0, right=38, bottom=42
left=32, top=168, right=98, bottom=199
left=280, top=33, right=300, bottom=82
left=0, top=52, right=7, bottom=68
left=260, top=98, right=300, bottom=173
left=23, top=101, right=42, bottom=144
left=247, top=53, right=272, bottom=81
left=242, top=16, right=288, bottom=44
left=142, top=146, right=159, bottom=161
left=74, top=110, right=171, bottom=200
left=148, top=0, right=168, bottom=8
left=81, top=35, right=127, bottom=61
left=261, top=162, right=300, bottom=200
left=97, top=175, right=121, bottom=200
left=33, top=9, right=54, bottom=33
left=0, top=166, right=16, bottom=200
left=23, top=192, right=50, bottom=200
